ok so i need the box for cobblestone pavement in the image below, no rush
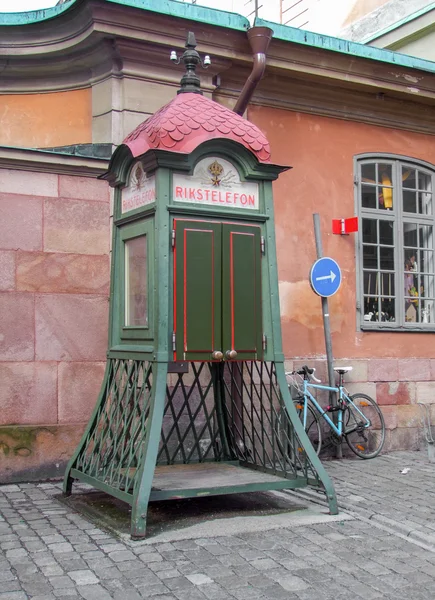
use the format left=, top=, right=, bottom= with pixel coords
left=1, top=450, right=435, bottom=600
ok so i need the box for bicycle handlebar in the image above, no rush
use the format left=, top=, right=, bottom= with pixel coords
left=286, top=365, right=322, bottom=383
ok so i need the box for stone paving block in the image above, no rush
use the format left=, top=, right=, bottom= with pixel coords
left=173, top=589, right=207, bottom=600
left=113, top=590, right=143, bottom=600
left=202, top=544, right=231, bottom=556
left=75, top=584, right=113, bottom=599
left=68, top=570, right=100, bottom=585
left=202, top=565, right=234, bottom=579
left=50, top=576, right=76, bottom=589
left=85, top=558, right=114, bottom=570
left=156, top=568, right=182, bottom=580
left=258, top=584, right=298, bottom=600
left=56, top=552, right=88, bottom=571
left=249, top=557, right=281, bottom=571
left=1, top=540, right=21, bottom=550
left=164, top=575, right=195, bottom=590
left=278, top=574, right=311, bottom=592
left=13, top=562, right=39, bottom=577
left=149, top=561, right=176, bottom=572
left=138, top=551, right=164, bottom=563
left=196, top=582, right=231, bottom=599
left=134, top=583, right=169, bottom=597
left=21, top=580, right=55, bottom=596
left=91, top=566, right=124, bottom=580
left=214, top=574, right=248, bottom=589
left=49, top=543, right=75, bottom=554
left=231, top=563, right=259, bottom=578
left=186, top=573, right=214, bottom=585
left=42, top=564, right=65, bottom=577
left=0, top=571, right=19, bottom=584
left=229, top=586, right=263, bottom=599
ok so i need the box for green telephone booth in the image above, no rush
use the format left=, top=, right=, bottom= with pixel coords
left=64, top=33, right=337, bottom=538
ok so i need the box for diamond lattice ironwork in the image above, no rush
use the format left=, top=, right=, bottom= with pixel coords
left=72, top=359, right=153, bottom=495
left=221, top=361, right=322, bottom=485
left=158, top=362, right=223, bottom=464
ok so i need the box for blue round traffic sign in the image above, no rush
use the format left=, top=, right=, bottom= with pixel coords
left=310, top=257, right=342, bottom=297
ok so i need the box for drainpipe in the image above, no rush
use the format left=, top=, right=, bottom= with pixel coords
left=233, top=26, right=273, bottom=116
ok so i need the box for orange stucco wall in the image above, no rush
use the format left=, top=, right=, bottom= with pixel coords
left=249, top=105, right=435, bottom=360
left=0, top=89, right=92, bottom=148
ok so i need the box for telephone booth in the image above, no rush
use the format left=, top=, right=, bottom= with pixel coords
left=64, top=33, right=337, bottom=538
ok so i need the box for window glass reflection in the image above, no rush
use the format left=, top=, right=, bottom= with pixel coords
left=125, top=236, right=148, bottom=327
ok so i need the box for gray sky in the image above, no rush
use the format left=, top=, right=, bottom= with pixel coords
left=0, top=0, right=58, bottom=10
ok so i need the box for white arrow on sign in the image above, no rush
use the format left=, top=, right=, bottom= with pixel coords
left=315, top=270, right=336, bottom=283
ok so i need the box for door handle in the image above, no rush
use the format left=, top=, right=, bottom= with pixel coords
left=225, top=349, right=238, bottom=360
left=211, top=350, right=224, bottom=360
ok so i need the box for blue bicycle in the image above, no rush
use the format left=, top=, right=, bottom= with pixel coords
left=286, top=365, right=385, bottom=459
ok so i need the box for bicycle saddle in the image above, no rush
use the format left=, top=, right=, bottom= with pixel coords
left=333, top=366, right=353, bottom=374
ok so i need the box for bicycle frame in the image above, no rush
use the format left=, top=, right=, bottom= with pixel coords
left=298, top=379, right=371, bottom=437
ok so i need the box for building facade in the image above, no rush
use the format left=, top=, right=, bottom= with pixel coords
left=1, top=0, right=435, bottom=481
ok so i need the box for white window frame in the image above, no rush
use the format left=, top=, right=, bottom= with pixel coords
left=355, top=153, right=435, bottom=331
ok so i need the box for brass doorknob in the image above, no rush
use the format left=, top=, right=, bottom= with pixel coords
left=225, top=349, right=238, bottom=360
left=211, top=350, right=224, bottom=360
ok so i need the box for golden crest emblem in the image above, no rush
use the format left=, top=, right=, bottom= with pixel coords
left=132, top=163, right=146, bottom=191
left=208, top=160, right=224, bottom=186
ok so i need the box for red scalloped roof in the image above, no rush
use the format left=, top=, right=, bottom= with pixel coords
left=123, top=93, right=271, bottom=163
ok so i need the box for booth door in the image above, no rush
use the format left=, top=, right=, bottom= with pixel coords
left=173, top=219, right=263, bottom=362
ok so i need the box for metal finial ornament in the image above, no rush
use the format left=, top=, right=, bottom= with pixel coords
left=170, top=31, right=211, bottom=95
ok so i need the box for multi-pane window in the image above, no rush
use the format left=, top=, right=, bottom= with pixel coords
left=357, top=157, right=435, bottom=329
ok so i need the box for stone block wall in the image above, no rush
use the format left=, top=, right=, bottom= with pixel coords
left=0, top=166, right=110, bottom=483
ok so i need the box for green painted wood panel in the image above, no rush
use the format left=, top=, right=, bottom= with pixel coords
left=222, top=223, right=263, bottom=361
left=174, top=219, right=222, bottom=361
left=174, top=220, right=263, bottom=361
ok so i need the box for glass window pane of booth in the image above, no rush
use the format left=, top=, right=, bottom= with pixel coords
left=125, top=235, right=148, bottom=326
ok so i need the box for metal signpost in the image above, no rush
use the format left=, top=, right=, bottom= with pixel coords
left=312, top=214, right=342, bottom=456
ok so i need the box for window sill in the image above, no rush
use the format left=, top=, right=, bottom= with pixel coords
left=361, top=324, right=435, bottom=332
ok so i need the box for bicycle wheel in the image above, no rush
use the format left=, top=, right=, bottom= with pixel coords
left=344, top=393, right=385, bottom=459
left=294, top=398, right=322, bottom=455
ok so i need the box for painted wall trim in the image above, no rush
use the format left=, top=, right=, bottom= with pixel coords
left=0, top=145, right=109, bottom=176
left=255, top=17, right=435, bottom=76
left=0, top=0, right=249, bottom=31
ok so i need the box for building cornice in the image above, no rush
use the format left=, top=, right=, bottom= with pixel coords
left=0, top=146, right=109, bottom=177
left=0, top=0, right=249, bottom=31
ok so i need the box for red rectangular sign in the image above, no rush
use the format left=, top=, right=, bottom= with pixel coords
left=332, top=217, right=358, bottom=234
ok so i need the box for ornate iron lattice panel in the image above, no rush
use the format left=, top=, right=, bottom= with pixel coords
left=221, top=361, right=322, bottom=485
left=72, top=359, right=153, bottom=495
left=158, top=362, right=223, bottom=464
